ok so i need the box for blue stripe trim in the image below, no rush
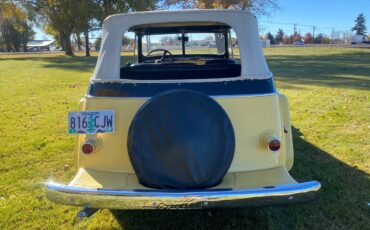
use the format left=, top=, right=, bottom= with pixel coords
left=88, top=79, right=276, bottom=97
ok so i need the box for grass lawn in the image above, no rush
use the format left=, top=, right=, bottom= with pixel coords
left=0, top=47, right=369, bottom=229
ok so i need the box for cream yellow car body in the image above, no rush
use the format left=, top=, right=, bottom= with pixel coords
left=45, top=9, right=320, bottom=210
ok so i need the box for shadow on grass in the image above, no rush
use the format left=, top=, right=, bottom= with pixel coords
left=110, top=127, right=369, bottom=230
left=0, top=55, right=98, bottom=72
left=0, top=55, right=134, bottom=73
left=111, top=209, right=269, bottom=230
left=267, top=127, right=369, bottom=229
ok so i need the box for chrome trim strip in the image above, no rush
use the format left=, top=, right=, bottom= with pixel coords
left=84, top=92, right=278, bottom=100
left=45, top=180, right=320, bottom=209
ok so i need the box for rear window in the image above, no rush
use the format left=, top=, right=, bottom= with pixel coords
left=119, top=25, right=241, bottom=80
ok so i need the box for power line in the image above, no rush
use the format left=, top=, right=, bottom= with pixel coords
left=259, top=21, right=352, bottom=31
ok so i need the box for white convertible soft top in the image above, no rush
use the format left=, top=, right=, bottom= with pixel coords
left=92, top=9, right=272, bottom=81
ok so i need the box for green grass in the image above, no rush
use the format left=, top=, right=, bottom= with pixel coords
left=0, top=48, right=369, bottom=229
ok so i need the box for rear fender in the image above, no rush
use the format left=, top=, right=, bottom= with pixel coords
left=278, top=94, right=294, bottom=170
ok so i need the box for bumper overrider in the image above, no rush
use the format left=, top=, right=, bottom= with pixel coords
left=45, top=180, right=320, bottom=209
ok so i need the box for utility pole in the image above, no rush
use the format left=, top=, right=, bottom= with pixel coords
left=331, top=27, right=335, bottom=43
left=312, top=26, right=316, bottom=44
left=294, top=24, right=297, bottom=34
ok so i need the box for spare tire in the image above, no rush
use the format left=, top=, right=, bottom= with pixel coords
left=127, top=89, right=235, bottom=189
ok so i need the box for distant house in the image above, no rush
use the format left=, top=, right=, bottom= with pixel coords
left=260, top=39, right=271, bottom=48
left=348, top=35, right=364, bottom=44
left=27, top=40, right=55, bottom=52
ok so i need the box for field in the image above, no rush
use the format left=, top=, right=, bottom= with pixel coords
left=0, top=47, right=369, bottom=229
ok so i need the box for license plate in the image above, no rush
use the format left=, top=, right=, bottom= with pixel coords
left=68, top=110, right=114, bottom=134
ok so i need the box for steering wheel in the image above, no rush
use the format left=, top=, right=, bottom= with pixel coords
left=145, top=49, right=173, bottom=63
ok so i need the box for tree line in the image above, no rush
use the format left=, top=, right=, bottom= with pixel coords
left=264, top=29, right=332, bottom=45
left=264, top=14, right=368, bottom=45
left=1, top=0, right=278, bottom=55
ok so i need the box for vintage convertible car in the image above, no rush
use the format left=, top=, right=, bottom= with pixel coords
left=45, top=10, right=320, bottom=214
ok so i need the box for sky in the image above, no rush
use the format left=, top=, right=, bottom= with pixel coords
left=259, top=0, right=370, bottom=36
left=34, top=0, right=370, bottom=40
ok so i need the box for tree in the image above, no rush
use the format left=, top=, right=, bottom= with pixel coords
left=20, top=21, right=36, bottom=52
left=330, top=30, right=341, bottom=44
left=96, top=0, right=159, bottom=24
left=205, top=35, right=214, bottom=41
left=94, top=37, right=102, bottom=51
left=314, top=33, right=323, bottom=44
left=159, top=36, right=170, bottom=45
left=0, top=2, right=35, bottom=52
left=303, top=32, right=313, bottom=44
left=163, top=0, right=278, bottom=16
left=292, top=32, right=302, bottom=42
left=122, top=35, right=134, bottom=46
left=74, top=0, right=100, bottom=56
left=73, top=33, right=83, bottom=51
left=352, top=13, right=367, bottom=36
left=266, top=32, right=274, bottom=44
left=164, top=0, right=278, bottom=52
left=25, top=0, right=79, bottom=55
left=44, top=24, right=63, bottom=49
left=274, top=28, right=284, bottom=44
left=341, top=30, right=352, bottom=44
left=22, top=0, right=160, bottom=56
left=321, top=36, right=330, bottom=44
left=282, top=35, right=289, bottom=44
left=288, top=34, right=294, bottom=44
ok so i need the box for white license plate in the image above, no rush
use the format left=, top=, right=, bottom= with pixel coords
left=68, top=110, right=114, bottom=134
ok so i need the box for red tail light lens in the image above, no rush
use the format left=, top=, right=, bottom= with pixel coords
left=82, top=143, right=94, bottom=154
left=268, top=139, right=281, bottom=152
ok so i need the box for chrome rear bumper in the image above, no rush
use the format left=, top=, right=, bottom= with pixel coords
left=45, top=180, right=320, bottom=209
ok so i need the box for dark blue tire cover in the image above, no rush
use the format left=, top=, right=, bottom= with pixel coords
left=127, top=89, right=235, bottom=189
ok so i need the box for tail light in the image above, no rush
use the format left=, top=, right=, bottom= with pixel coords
left=268, top=139, right=281, bottom=152
left=81, top=139, right=99, bottom=155
left=82, top=142, right=94, bottom=154
left=261, top=130, right=281, bottom=152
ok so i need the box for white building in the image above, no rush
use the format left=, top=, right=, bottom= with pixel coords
left=260, top=39, right=271, bottom=48
left=348, top=35, right=364, bottom=44
left=27, top=40, right=55, bottom=51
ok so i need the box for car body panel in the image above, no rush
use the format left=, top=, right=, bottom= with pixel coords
left=75, top=94, right=289, bottom=173
left=278, top=94, right=294, bottom=170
